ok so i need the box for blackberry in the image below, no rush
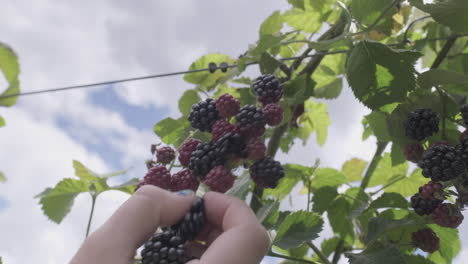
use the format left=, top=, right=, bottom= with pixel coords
left=214, top=132, right=248, bottom=159
left=418, top=144, right=465, bottom=182
left=246, top=139, right=266, bottom=160
left=171, top=169, right=199, bottom=192
left=404, top=108, right=439, bottom=141
left=459, top=133, right=468, bottom=165
left=238, top=125, right=266, bottom=140
left=419, top=181, right=443, bottom=200
left=137, top=166, right=172, bottom=191
left=178, top=139, right=201, bottom=167
left=461, top=105, right=468, bottom=126
left=141, top=229, right=189, bottom=264
left=411, top=228, right=440, bottom=253
left=249, top=157, right=285, bottom=188
left=410, top=193, right=442, bottom=216
left=156, top=146, right=176, bottom=164
left=404, top=144, right=424, bottom=163
left=171, top=197, right=205, bottom=241
left=263, top=104, right=284, bottom=126
left=432, top=203, right=464, bottom=228
left=236, top=105, right=266, bottom=130
left=211, top=119, right=238, bottom=142
left=188, top=99, right=221, bottom=132
left=188, top=142, right=225, bottom=180
left=204, top=166, right=236, bottom=193
left=253, top=74, right=283, bottom=105
left=215, top=93, right=240, bottom=118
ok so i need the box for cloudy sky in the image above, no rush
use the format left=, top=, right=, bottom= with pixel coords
left=0, top=1, right=466, bottom=263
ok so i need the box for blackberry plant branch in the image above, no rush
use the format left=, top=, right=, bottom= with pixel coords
left=307, top=241, right=332, bottom=264
left=85, top=194, right=97, bottom=239
left=359, top=141, right=388, bottom=190
left=331, top=239, right=345, bottom=264
left=402, top=16, right=432, bottom=43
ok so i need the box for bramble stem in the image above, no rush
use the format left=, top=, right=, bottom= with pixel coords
left=85, top=194, right=97, bottom=239
left=359, top=141, right=388, bottom=190
left=307, top=241, right=332, bottom=264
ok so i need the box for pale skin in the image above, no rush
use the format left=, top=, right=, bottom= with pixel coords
left=70, top=185, right=270, bottom=264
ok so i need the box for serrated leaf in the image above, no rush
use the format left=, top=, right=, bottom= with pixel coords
left=264, top=164, right=307, bottom=200
left=351, top=0, right=397, bottom=35
left=312, top=186, right=338, bottom=214
left=302, top=99, right=330, bottom=145
left=346, top=244, right=406, bottom=264
left=385, top=168, right=428, bottom=197
left=429, top=224, right=460, bottom=264
left=110, top=178, right=139, bottom=194
left=274, top=211, right=323, bottom=249
left=368, top=153, right=407, bottom=188
left=327, top=197, right=354, bottom=239
left=259, top=52, right=282, bottom=74
left=418, top=69, right=468, bottom=89
left=73, top=160, right=99, bottom=181
left=260, top=11, right=283, bottom=36
left=346, top=41, right=420, bottom=110
left=178, top=89, right=201, bottom=116
left=365, top=111, right=391, bottom=142
left=369, top=193, right=408, bottom=209
left=313, top=78, right=343, bottom=99
left=409, top=0, right=468, bottom=33
left=0, top=43, right=20, bottom=107
left=37, top=178, right=90, bottom=223
left=256, top=199, right=280, bottom=224
left=283, top=0, right=331, bottom=33
left=390, top=143, right=406, bottom=166
left=288, top=0, right=305, bottom=10
left=365, top=216, right=427, bottom=244
left=342, top=158, right=368, bottom=182
left=184, top=53, right=235, bottom=90
left=310, top=168, right=347, bottom=190
left=0, top=171, right=6, bottom=183
left=153, top=117, right=187, bottom=146
left=0, top=116, right=5, bottom=127
left=226, top=172, right=250, bottom=199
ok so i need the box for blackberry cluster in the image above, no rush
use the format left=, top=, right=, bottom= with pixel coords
left=249, top=157, right=285, bottom=188
left=411, top=228, right=440, bottom=253
left=204, top=166, right=235, bottom=193
left=188, top=99, right=220, bottom=132
left=418, top=144, right=465, bottom=182
left=156, top=146, right=176, bottom=164
left=141, top=198, right=206, bottom=264
left=461, top=105, right=468, bottom=126
left=404, top=108, right=439, bottom=141
left=253, top=74, right=283, bottom=105
left=188, top=142, right=225, bottom=180
left=410, top=193, right=442, bottom=216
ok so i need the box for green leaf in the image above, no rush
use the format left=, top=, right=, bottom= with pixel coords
left=429, top=224, right=461, bottom=264
left=226, top=172, right=250, bottom=200
left=302, top=99, right=330, bottom=145
left=283, top=0, right=331, bottom=33
left=0, top=116, right=5, bottom=127
left=259, top=52, right=282, bottom=74
left=260, top=11, right=283, bottom=36
left=36, top=178, right=90, bottom=223
left=404, top=255, right=435, bottom=264
left=390, top=143, right=406, bottom=166
left=184, top=53, right=235, bottom=90
left=256, top=199, right=280, bottom=224
left=368, top=153, right=407, bottom=188
left=312, top=53, right=347, bottom=99
left=73, top=160, right=100, bottom=182
left=369, top=193, right=408, bottom=209
left=178, top=90, right=201, bottom=116
left=346, top=41, right=420, bottom=110
left=288, top=0, right=305, bottom=10
left=385, top=168, right=428, bottom=197
left=0, top=171, right=6, bottom=183
left=351, top=0, right=397, bottom=35
left=264, top=164, right=309, bottom=200
left=153, top=117, right=187, bottom=146
left=418, top=69, right=468, bottom=89
left=0, top=43, right=20, bottom=107
left=365, top=216, right=427, bottom=244
left=342, top=158, right=368, bottom=182
left=274, top=211, right=323, bottom=249
left=312, top=186, right=338, bottom=214
left=346, top=244, right=406, bottom=264
left=311, top=168, right=347, bottom=190
left=313, top=78, right=343, bottom=99
left=409, top=0, right=468, bottom=33
left=110, top=178, right=139, bottom=194
left=365, top=111, right=391, bottom=142
left=327, top=197, right=354, bottom=240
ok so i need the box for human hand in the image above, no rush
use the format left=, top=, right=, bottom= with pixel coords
left=70, top=186, right=270, bottom=264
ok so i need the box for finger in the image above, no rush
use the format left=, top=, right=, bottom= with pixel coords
left=188, top=192, right=270, bottom=264
left=70, top=186, right=195, bottom=264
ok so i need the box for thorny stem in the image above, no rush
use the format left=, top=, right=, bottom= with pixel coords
left=85, top=194, right=97, bottom=239
left=307, top=241, right=332, bottom=264
left=359, top=141, right=389, bottom=190
left=268, top=251, right=320, bottom=264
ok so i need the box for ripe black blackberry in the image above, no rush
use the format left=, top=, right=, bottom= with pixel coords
left=136, top=166, right=172, bottom=192
left=188, top=99, right=221, bottom=132
left=459, top=133, right=468, bottom=165
left=404, top=108, right=439, bottom=141
left=156, top=146, right=176, bottom=164
left=215, top=93, right=240, bottom=118
left=249, top=157, right=285, bottom=188
left=412, top=228, right=440, bottom=253
left=236, top=105, right=266, bottom=130
left=211, top=119, right=238, bottom=142
left=253, top=74, right=283, bottom=105
left=410, top=193, right=442, bottom=216
left=432, top=203, right=464, bottom=228
left=238, top=125, right=266, bottom=140
left=188, top=142, right=225, bottom=180
left=141, top=229, right=189, bottom=264
left=461, top=105, right=468, bottom=126
left=214, top=132, right=248, bottom=159
left=171, top=169, right=199, bottom=192
left=418, top=144, right=465, bottom=182
left=171, top=197, right=206, bottom=241
left=263, top=104, right=284, bottom=126
left=204, top=166, right=235, bottom=193
left=178, top=139, right=201, bottom=167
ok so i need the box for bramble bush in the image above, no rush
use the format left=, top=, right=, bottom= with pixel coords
left=18, top=0, right=468, bottom=263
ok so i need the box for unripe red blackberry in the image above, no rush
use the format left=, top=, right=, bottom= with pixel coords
left=140, top=166, right=172, bottom=191
left=249, top=157, right=285, bottom=188
left=141, top=229, right=189, bottom=264
left=419, top=181, right=443, bottom=200
left=404, top=143, right=424, bottom=163
left=410, top=193, right=442, bottom=216
left=211, top=119, right=238, bottom=142
left=403, top=108, right=439, bottom=141
left=215, top=93, right=240, bottom=118
left=246, top=139, right=266, bottom=160
left=188, top=99, right=221, bottom=132
left=171, top=169, right=199, bottom=192
left=253, top=74, right=283, bottom=105
left=204, top=166, right=236, bottom=193
left=156, top=146, right=176, bottom=164
left=238, top=125, right=266, bottom=140
left=171, top=197, right=206, bottom=241
left=411, top=228, right=440, bottom=253
left=418, top=144, right=465, bottom=182
left=263, top=104, right=284, bottom=126
left=432, top=203, right=464, bottom=228
left=178, top=139, right=201, bottom=167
